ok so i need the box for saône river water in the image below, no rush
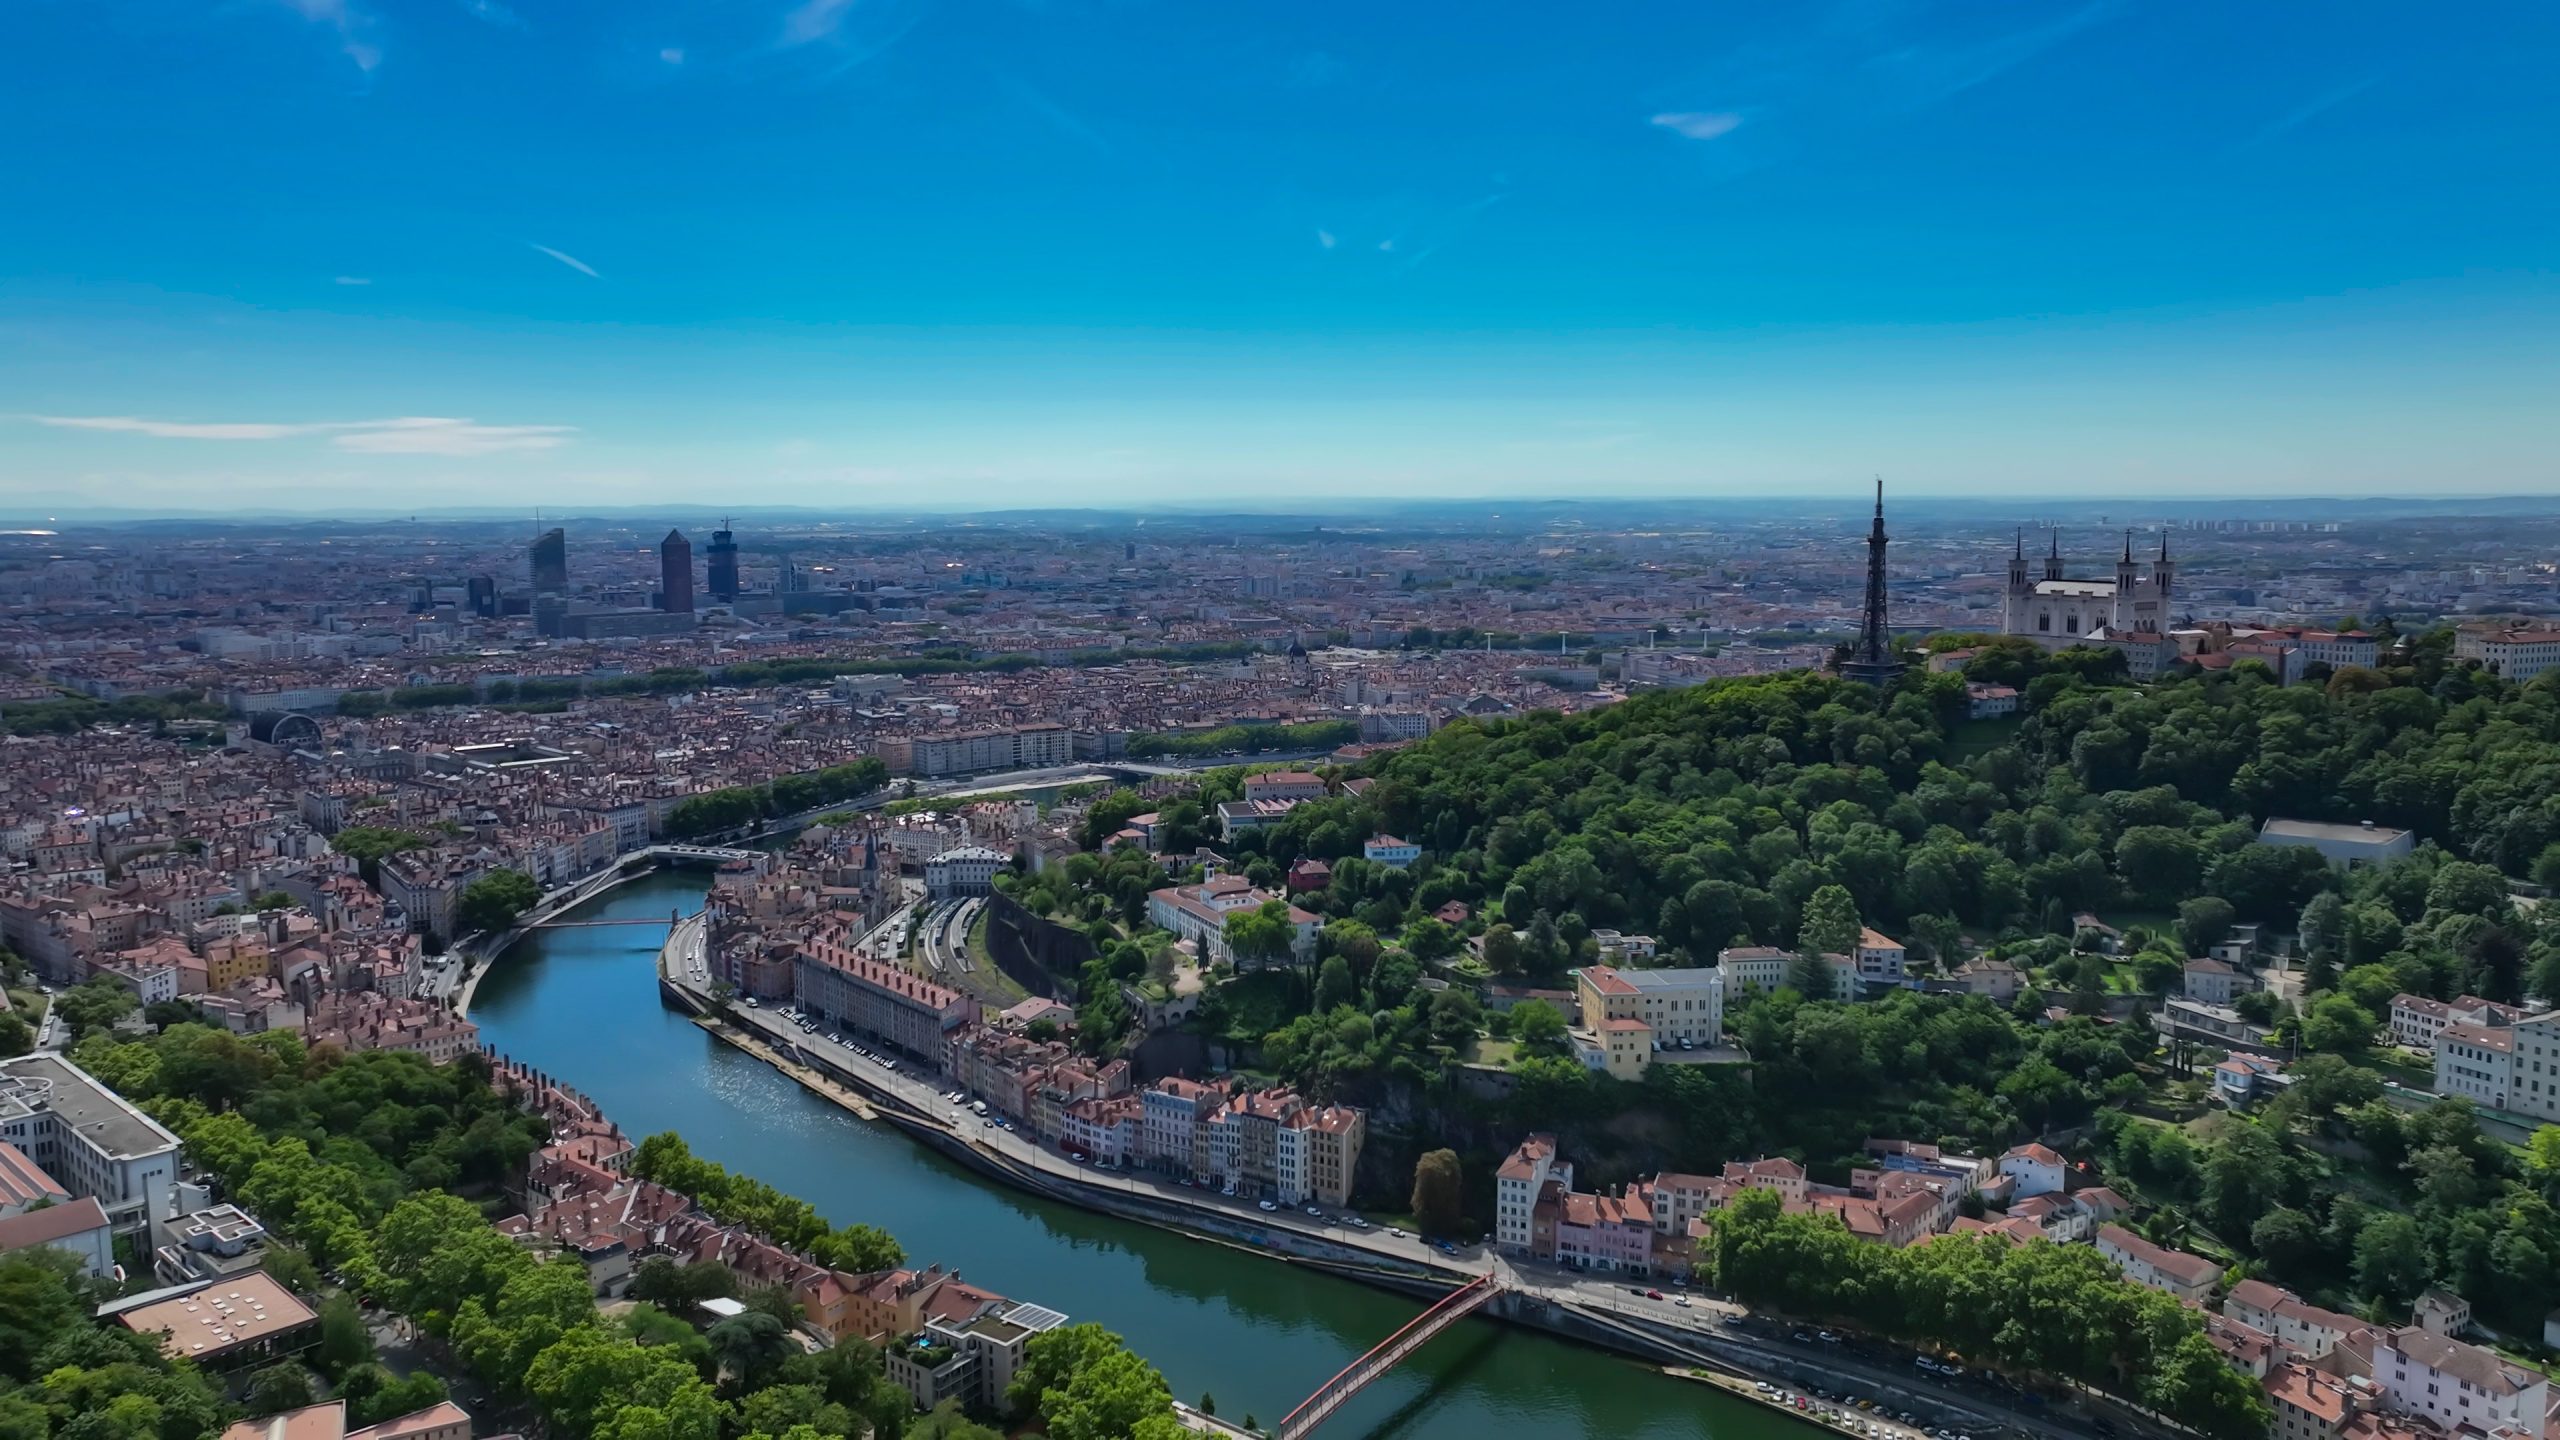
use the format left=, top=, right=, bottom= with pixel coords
left=470, top=869, right=1798, bottom=1440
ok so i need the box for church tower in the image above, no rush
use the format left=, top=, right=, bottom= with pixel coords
left=2044, top=529, right=2064, bottom=582
left=2155, top=530, right=2174, bottom=606
left=2005, top=529, right=2029, bottom=632
left=2113, top=529, right=2138, bottom=629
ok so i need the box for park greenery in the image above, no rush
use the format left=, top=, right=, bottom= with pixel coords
left=1713, top=1189, right=2270, bottom=1440
left=666, top=759, right=891, bottom=839
left=1022, top=634, right=2560, bottom=1360
left=630, top=1133, right=903, bottom=1274
left=457, top=869, right=543, bottom=935
left=1126, top=718, right=1357, bottom=760
left=17, top=1025, right=1181, bottom=1440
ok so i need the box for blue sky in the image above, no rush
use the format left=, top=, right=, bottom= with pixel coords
left=4, top=0, right=2556, bottom=513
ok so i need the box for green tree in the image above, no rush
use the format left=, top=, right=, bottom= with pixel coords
left=1223, top=901, right=1298, bottom=972
left=244, top=1362, right=317, bottom=1417
left=1511, top=1000, right=1569, bottom=1056
left=2175, top=897, right=2235, bottom=955
left=458, top=870, right=543, bottom=934
left=2352, top=1213, right=2430, bottom=1302
left=706, top=1311, right=796, bottom=1391
left=1313, top=956, right=1356, bottom=1013
left=1796, top=884, right=1861, bottom=962
left=315, top=1292, right=374, bottom=1379
left=1411, top=1148, right=1464, bottom=1236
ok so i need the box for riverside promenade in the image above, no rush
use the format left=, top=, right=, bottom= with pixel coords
left=645, top=926, right=2140, bottom=1440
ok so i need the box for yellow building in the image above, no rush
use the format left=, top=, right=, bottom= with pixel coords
left=1572, top=965, right=1726, bottom=1080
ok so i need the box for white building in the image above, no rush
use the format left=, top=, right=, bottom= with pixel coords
left=1361, top=835, right=1421, bottom=869
left=2255, top=818, right=2416, bottom=870
left=2095, top=1224, right=2224, bottom=1304
left=924, top=845, right=1007, bottom=899
left=2503, top=1010, right=2560, bottom=1122
left=2295, top=630, right=2381, bottom=671
left=0, top=1053, right=181, bottom=1237
left=1717, top=946, right=1794, bottom=995
left=1495, top=1133, right=1571, bottom=1255
left=1998, top=1142, right=2067, bottom=1198
left=0, top=1195, right=115, bottom=1277
left=2001, top=531, right=2174, bottom=643
left=2372, top=1327, right=2549, bottom=1436
left=2434, top=1024, right=2516, bottom=1110
left=1964, top=683, right=2019, bottom=720
left=2455, top=623, right=2560, bottom=684
left=1854, top=928, right=1908, bottom=988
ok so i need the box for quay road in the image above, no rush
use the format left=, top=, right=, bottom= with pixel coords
left=668, top=954, right=2145, bottom=1440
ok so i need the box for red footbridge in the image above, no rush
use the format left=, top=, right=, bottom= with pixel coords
left=1273, top=1276, right=1502, bottom=1440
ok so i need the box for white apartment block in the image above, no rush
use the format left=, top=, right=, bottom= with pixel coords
left=924, top=845, right=1006, bottom=899
left=1495, top=1133, right=1572, bottom=1254
left=2504, top=1011, right=2560, bottom=1122
left=2434, top=1024, right=2517, bottom=1110
left=2373, top=1328, right=2550, bottom=1436
left=1717, top=946, right=1793, bottom=995
left=0, top=1054, right=181, bottom=1237
left=2455, top=623, right=2560, bottom=684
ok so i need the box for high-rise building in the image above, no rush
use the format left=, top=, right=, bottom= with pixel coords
left=529, top=527, right=568, bottom=593
left=658, top=528, right=694, bottom=612
left=1842, top=479, right=1905, bottom=686
left=465, top=575, right=497, bottom=618
left=706, top=522, right=739, bottom=602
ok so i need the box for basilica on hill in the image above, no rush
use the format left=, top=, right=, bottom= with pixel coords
left=2002, top=529, right=2174, bottom=642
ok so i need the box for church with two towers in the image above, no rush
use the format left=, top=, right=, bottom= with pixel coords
left=2002, top=530, right=2174, bottom=644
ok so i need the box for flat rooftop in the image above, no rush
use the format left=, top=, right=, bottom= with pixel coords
left=117, top=1272, right=316, bottom=1360
left=2260, top=819, right=2412, bottom=844
left=0, top=1052, right=183, bottom=1161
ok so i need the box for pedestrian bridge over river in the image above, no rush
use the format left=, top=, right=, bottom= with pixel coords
left=1275, top=1276, right=1503, bottom=1440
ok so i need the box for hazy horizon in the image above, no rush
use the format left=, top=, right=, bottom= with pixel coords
left=7, top=2, right=2556, bottom=512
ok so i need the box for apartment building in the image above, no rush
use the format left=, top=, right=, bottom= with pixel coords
left=1717, top=945, right=1793, bottom=995
left=2455, top=622, right=2560, bottom=684
left=791, top=938, right=974, bottom=1061
left=1274, top=1102, right=1365, bottom=1208
left=1571, top=963, right=1724, bottom=1079
left=2096, top=1224, right=2224, bottom=1304
left=2371, top=1328, right=2550, bottom=1437
left=1495, top=1134, right=1572, bottom=1255
left=2223, top=1280, right=2363, bottom=1360
left=0, top=1053, right=181, bottom=1237
left=2433, top=1024, right=2516, bottom=1110
left=2389, top=994, right=2526, bottom=1054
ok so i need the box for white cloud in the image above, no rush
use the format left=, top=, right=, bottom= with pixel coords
left=1651, top=111, right=1742, bottom=141
left=32, top=414, right=576, bottom=456
left=660, top=46, right=685, bottom=64
left=330, top=418, right=575, bottom=455
left=334, top=275, right=372, bottom=286
left=1317, top=229, right=1336, bottom=250
left=780, top=0, right=856, bottom=45
left=37, top=416, right=324, bottom=441
left=278, top=0, right=381, bottom=72
left=457, top=0, right=523, bottom=27
left=528, top=242, right=602, bottom=279
left=1378, top=239, right=1395, bottom=253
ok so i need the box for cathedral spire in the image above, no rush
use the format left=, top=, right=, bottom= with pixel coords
left=2122, top=528, right=2133, bottom=564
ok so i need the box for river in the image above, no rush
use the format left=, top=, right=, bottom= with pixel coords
left=470, top=869, right=1789, bottom=1440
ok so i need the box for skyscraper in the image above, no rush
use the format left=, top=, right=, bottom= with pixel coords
left=659, top=529, right=694, bottom=613
left=1841, top=479, right=1906, bottom=687
left=706, top=522, right=739, bottom=602
left=466, top=575, right=497, bottom=618
left=529, top=527, right=568, bottom=593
